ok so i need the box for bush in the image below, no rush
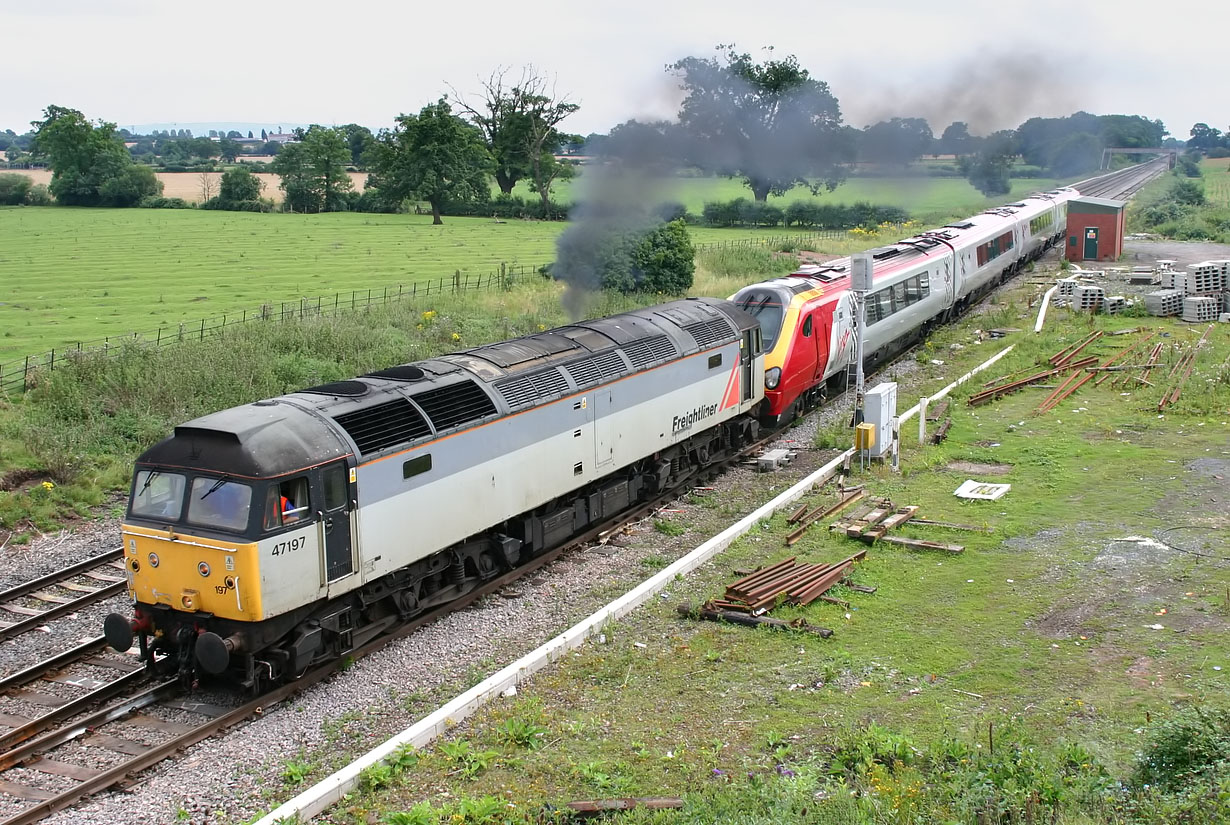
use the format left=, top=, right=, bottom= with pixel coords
left=632, top=219, right=694, bottom=293
left=24, top=184, right=53, bottom=206
left=654, top=200, right=690, bottom=223
left=138, top=196, right=192, bottom=209
left=0, top=172, right=32, bottom=205
left=1134, top=708, right=1230, bottom=791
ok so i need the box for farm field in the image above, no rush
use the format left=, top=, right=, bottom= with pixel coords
left=520, top=173, right=1070, bottom=220
left=8, top=167, right=1067, bottom=216
left=0, top=208, right=827, bottom=363
left=1200, top=157, right=1230, bottom=205
left=9, top=168, right=369, bottom=203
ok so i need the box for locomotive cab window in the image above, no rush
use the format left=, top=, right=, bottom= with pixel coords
left=733, top=290, right=786, bottom=350
left=130, top=470, right=186, bottom=521
left=264, top=477, right=310, bottom=530
left=186, top=477, right=252, bottom=533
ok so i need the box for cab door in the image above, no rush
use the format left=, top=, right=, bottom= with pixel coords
left=319, top=461, right=354, bottom=585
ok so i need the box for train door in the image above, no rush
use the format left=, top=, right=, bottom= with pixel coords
left=813, top=313, right=831, bottom=381
left=593, top=389, right=616, bottom=471
left=741, top=330, right=755, bottom=402
left=318, top=460, right=355, bottom=586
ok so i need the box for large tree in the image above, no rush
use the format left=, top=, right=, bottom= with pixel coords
left=669, top=46, right=851, bottom=201
left=271, top=126, right=352, bottom=212
left=32, top=105, right=160, bottom=206
left=367, top=99, right=493, bottom=224
left=450, top=67, right=579, bottom=198
left=859, top=117, right=934, bottom=168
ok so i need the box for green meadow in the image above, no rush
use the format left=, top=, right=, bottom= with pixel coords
left=0, top=172, right=1065, bottom=364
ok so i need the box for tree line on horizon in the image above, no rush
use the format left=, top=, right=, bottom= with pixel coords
left=0, top=46, right=1213, bottom=216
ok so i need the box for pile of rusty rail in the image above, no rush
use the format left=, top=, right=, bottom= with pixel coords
left=784, top=487, right=866, bottom=546
left=706, top=550, right=868, bottom=613
left=1157, top=325, right=1214, bottom=411
left=1037, top=332, right=1154, bottom=413
left=969, top=331, right=1111, bottom=407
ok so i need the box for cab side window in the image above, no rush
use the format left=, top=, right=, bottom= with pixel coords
left=802, top=315, right=813, bottom=337
left=323, top=465, right=347, bottom=510
left=264, top=477, right=310, bottom=530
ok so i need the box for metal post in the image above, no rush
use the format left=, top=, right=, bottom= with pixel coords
left=850, top=253, right=872, bottom=426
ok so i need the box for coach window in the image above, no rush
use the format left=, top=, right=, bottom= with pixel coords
left=891, top=281, right=908, bottom=313
left=265, top=477, right=310, bottom=530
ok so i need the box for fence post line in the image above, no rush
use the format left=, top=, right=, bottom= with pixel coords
left=200, top=319, right=205, bottom=341
left=178, top=323, right=184, bottom=342
left=23, top=356, right=30, bottom=390
left=157, top=328, right=162, bottom=346
left=49, top=349, right=54, bottom=371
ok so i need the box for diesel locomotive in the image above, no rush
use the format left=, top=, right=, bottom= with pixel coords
left=105, top=297, right=765, bottom=688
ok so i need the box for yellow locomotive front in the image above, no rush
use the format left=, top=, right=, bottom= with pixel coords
left=105, top=401, right=358, bottom=688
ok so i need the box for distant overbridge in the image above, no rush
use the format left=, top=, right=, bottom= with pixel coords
left=1100, top=147, right=1178, bottom=169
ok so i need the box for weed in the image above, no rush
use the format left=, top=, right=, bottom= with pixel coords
left=280, top=758, right=312, bottom=786
left=654, top=519, right=687, bottom=537
left=496, top=717, right=548, bottom=750
left=439, top=739, right=499, bottom=778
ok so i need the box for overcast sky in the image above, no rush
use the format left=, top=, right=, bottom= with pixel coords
left=3, top=0, right=1224, bottom=140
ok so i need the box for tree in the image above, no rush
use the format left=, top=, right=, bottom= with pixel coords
left=247, top=130, right=254, bottom=139
left=261, top=128, right=268, bottom=141
left=338, top=123, right=373, bottom=167
left=199, top=171, right=216, bottom=202
left=31, top=104, right=156, bottom=206
left=669, top=46, right=851, bottom=201
left=0, top=172, right=33, bottom=205
left=368, top=99, right=493, bottom=224
left=260, top=141, right=281, bottom=156
left=219, top=166, right=263, bottom=203
left=449, top=66, right=579, bottom=198
left=270, top=125, right=352, bottom=212
left=938, top=122, right=973, bottom=156
left=553, top=219, right=694, bottom=294
left=859, top=117, right=933, bottom=167
left=217, top=139, right=241, bottom=162
left=632, top=220, right=694, bottom=293
left=1188, top=123, right=1223, bottom=150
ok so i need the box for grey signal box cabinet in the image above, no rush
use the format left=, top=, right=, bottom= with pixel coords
left=864, top=382, right=898, bottom=458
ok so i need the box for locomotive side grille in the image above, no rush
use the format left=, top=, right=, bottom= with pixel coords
left=333, top=399, right=431, bottom=456
left=530, top=368, right=569, bottom=398
left=564, top=359, right=602, bottom=389
left=622, top=335, right=678, bottom=370
left=495, top=369, right=570, bottom=410
left=411, top=380, right=498, bottom=431
left=683, top=318, right=734, bottom=349
left=494, top=376, right=537, bottom=410
left=594, top=351, right=626, bottom=380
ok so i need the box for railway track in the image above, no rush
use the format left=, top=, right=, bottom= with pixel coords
left=0, top=551, right=126, bottom=645
left=0, top=440, right=769, bottom=824
left=1074, top=157, right=1170, bottom=201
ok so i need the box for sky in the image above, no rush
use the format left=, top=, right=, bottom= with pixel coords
left=2, top=0, right=1225, bottom=141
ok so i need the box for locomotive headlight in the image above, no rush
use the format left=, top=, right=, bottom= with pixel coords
left=765, top=367, right=781, bottom=389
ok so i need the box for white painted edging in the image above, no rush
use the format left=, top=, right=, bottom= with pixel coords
left=896, top=344, right=1014, bottom=425
left=255, top=448, right=855, bottom=825
left=1035, top=285, right=1058, bottom=333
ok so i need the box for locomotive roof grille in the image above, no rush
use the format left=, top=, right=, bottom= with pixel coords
left=301, top=380, right=370, bottom=397
left=622, top=335, right=678, bottom=370
left=333, top=398, right=431, bottom=456
left=871, top=246, right=903, bottom=261
left=410, top=380, right=498, bottom=432
left=944, top=221, right=974, bottom=230
left=682, top=318, right=735, bottom=349
left=364, top=365, right=426, bottom=382
left=494, top=369, right=570, bottom=411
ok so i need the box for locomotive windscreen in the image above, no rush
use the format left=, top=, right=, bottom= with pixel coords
left=732, top=289, right=787, bottom=351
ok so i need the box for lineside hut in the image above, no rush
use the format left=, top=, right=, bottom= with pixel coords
left=1065, top=196, right=1126, bottom=263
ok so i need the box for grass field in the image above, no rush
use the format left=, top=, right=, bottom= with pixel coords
left=1200, top=157, right=1230, bottom=206
left=0, top=208, right=840, bottom=364
left=0, top=167, right=1066, bottom=365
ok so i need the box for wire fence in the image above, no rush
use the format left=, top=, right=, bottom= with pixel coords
left=0, top=229, right=849, bottom=397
